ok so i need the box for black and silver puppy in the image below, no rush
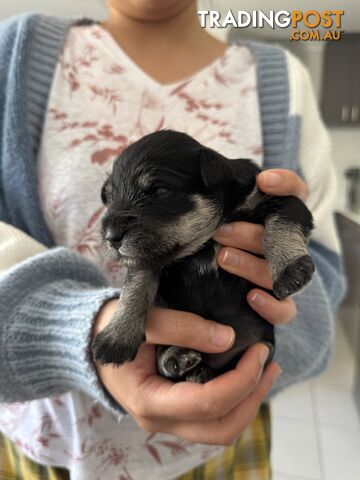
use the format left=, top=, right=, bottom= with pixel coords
left=92, top=130, right=314, bottom=382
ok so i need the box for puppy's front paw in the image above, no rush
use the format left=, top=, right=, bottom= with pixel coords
left=273, top=254, right=314, bottom=300
left=157, top=347, right=202, bottom=379
left=92, top=325, right=145, bottom=366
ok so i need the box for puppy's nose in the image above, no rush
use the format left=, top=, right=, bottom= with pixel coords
left=105, top=227, right=124, bottom=250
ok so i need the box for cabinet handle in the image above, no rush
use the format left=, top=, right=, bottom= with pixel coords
left=342, top=105, right=350, bottom=122
left=351, top=105, right=359, bottom=122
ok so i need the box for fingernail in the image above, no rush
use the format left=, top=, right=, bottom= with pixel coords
left=249, top=292, right=265, bottom=307
left=222, top=249, right=239, bottom=266
left=211, top=325, right=235, bottom=347
left=262, top=172, right=281, bottom=188
left=216, top=224, right=232, bottom=236
left=259, top=345, right=270, bottom=367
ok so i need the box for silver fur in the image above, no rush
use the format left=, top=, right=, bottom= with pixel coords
left=238, top=186, right=266, bottom=212
left=165, top=194, right=222, bottom=260
left=197, top=242, right=221, bottom=275
left=264, top=214, right=308, bottom=282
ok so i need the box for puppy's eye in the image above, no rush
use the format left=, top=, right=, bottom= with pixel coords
left=154, top=187, right=169, bottom=197
left=101, top=184, right=108, bottom=205
left=101, top=180, right=114, bottom=205
left=147, top=186, right=170, bottom=197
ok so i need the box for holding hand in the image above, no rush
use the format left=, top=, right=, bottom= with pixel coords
left=214, top=169, right=309, bottom=325
left=93, top=300, right=281, bottom=445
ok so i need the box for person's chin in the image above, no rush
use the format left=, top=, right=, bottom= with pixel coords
left=121, top=0, right=195, bottom=22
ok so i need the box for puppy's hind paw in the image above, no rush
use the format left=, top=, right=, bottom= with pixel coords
left=186, top=364, right=214, bottom=383
left=91, top=327, right=144, bottom=366
left=273, top=254, right=314, bottom=300
left=157, top=347, right=202, bottom=380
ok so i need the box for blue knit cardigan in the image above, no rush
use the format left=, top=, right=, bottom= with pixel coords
left=0, top=13, right=346, bottom=415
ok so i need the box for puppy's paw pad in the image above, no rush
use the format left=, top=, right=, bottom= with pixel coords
left=158, top=347, right=202, bottom=379
left=273, top=255, right=314, bottom=300
left=92, top=330, right=144, bottom=366
left=186, top=364, right=214, bottom=383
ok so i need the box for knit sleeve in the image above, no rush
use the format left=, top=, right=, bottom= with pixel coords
left=270, top=52, right=347, bottom=395
left=0, top=225, right=123, bottom=417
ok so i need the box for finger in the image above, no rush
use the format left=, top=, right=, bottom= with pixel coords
left=217, top=248, right=273, bottom=289
left=213, top=222, right=265, bottom=255
left=257, top=169, right=309, bottom=201
left=141, top=362, right=281, bottom=445
left=146, top=307, right=235, bottom=353
left=247, top=289, right=297, bottom=325
left=140, top=343, right=271, bottom=422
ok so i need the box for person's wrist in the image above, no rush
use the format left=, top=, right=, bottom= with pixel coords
left=92, top=298, right=118, bottom=339
left=91, top=300, right=120, bottom=397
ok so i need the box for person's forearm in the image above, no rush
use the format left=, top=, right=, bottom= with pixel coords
left=0, top=244, right=122, bottom=416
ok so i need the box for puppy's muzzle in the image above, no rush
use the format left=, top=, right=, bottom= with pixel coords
left=104, top=226, right=124, bottom=250
left=103, top=214, right=136, bottom=250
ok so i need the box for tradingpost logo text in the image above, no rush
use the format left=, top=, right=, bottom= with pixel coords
left=198, top=10, right=345, bottom=41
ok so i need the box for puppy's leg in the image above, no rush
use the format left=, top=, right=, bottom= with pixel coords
left=240, top=192, right=314, bottom=299
left=264, top=210, right=314, bottom=299
left=259, top=196, right=314, bottom=299
left=92, top=269, right=159, bottom=365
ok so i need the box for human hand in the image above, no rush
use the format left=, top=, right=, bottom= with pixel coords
left=213, top=169, right=309, bottom=325
left=92, top=299, right=281, bottom=445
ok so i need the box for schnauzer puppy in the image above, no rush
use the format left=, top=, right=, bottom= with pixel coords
left=92, top=130, right=314, bottom=382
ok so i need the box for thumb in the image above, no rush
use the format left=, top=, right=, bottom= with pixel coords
left=257, top=169, right=309, bottom=201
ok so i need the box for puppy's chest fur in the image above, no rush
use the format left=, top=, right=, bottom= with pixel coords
left=158, top=241, right=230, bottom=318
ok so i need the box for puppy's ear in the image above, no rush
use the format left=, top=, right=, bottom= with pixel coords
left=200, top=149, right=232, bottom=190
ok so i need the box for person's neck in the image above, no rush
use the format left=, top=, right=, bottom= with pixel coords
left=102, top=2, right=212, bottom=56
left=101, top=3, right=228, bottom=85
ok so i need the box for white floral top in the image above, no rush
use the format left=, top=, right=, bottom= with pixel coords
left=0, top=25, right=262, bottom=480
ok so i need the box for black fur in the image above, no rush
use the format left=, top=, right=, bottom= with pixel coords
left=92, top=130, right=314, bottom=382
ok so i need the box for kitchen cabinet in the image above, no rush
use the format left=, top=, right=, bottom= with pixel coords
left=321, top=34, right=360, bottom=126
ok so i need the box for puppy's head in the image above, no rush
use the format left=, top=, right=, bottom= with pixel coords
left=101, top=130, right=239, bottom=269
